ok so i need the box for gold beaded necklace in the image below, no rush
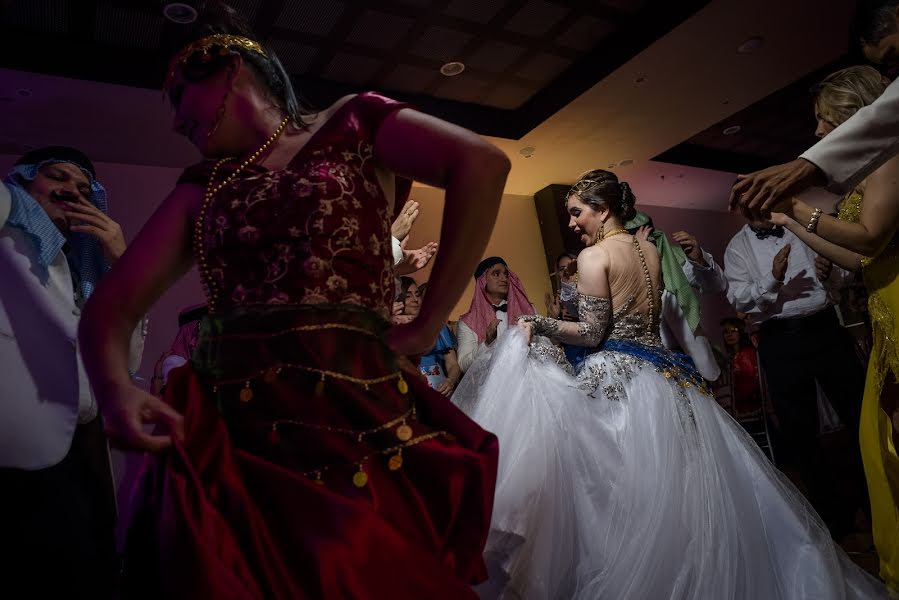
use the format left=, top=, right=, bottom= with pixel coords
left=193, top=115, right=291, bottom=311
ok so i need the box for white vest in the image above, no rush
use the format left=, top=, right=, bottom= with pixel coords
left=0, top=185, right=143, bottom=469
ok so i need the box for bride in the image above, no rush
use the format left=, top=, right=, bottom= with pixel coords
left=453, top=169, right=889, bottom=599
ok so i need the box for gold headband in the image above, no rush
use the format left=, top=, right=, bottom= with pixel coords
left=568, top=178, right=602, bottom=197
left=165, top=34, right=268, bottom=91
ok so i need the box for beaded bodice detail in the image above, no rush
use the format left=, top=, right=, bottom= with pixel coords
left=605, top=295, right=663, bottom=348
left=184, top=93, right=411, bottom=318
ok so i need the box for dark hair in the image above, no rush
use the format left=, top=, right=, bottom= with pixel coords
left=720, top=317, right=752, bottom=352
left=855, top=0, right=899, bottom=45
left=398, top=276, right=417, bottom=298
left=167, top=1, right=310, bottom=126
left=555, top=251, right=576, bottom=268
left=567, top=169, right=637, bottom=222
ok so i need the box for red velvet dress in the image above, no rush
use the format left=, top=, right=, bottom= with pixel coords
left=730, top=346, right=762, bottom=418
left=124, top=93, right=498, bottom=599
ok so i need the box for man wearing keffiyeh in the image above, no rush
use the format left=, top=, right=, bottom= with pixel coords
left=0, top=146, right=145, bottom=597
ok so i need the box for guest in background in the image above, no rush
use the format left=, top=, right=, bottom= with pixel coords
left=150, top=303, right=207, bottom=395
left=399, top=279, right=461, bottom=396
left=720, top=317, right=763, bottom=419
left=545, top=251, right=577, bottom=321
left=392, top=198, right=438, bottom=276
left=673, top=229, right=728, bottom=294
left=626, top=213, right=720, bottom=381
left=0, top=146, right=146, bottom=597
left=724, top=211, right=867, bottom=542
left=457, top=257, right=535, bottom=373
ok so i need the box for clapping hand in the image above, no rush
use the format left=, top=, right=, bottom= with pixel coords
left=395, top=239, right=438, bottom=276
left=391, top=200, right=420, bottom=241
left=772, top=244, right=791, bottom=282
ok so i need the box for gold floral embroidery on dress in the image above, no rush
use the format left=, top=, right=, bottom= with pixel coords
left=196, top=131, right=398, bottom=318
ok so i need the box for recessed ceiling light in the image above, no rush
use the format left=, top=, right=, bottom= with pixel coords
left=519, top=146, right=535, bottom=158
left=440, top=61, right=465, bottom=77
left=723, top=125, right=741, bottom=135
left=16, top=88, right=31, bottom=97
left=737, top=36, right=764, bottom=54
left=618, top=159, right=634, bottom=167
left=634, top=75, right=647, bottom=84
left=163, top=3, right=198, bottom=24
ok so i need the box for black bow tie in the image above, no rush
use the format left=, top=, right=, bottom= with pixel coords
left=492, top=304, right=508, bottom=312
left=754, top=226, right=784, bottom=240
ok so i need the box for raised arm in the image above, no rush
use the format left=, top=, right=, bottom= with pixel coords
left=77, top=184, right=200, bottom=450
left=374, top=108, right=511, bottom=355
left=520, top=246, right=612, bottom=348
left=771, top=213, right=862, bottom=272
left=783, top=157, right=899, bottom=258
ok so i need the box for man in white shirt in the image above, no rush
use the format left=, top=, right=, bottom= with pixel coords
left=730, top=0, right=899, bottom=215
left=0, top=147, right=145, bottom=596
left=724, top=216, right=867, bottom=540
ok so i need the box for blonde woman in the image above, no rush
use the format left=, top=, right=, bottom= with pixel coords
left=770, top=65, right=899, bottom=593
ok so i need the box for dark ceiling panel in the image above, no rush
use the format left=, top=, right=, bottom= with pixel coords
left=410, top=25, right=473, bottom=61
left=322, top=52, right=384, bottom=86
left=275, top=0, right=345, bottom=36
left=346, top=10, right=415, bottom=50
left=443, top=0, right=507, bottom=25
left=94, top=4, right=163, bottom=50
left=557, top=15, right=615, bottom=51
left=503, top=0, right=569, bottom=37
left=464, top=40, right=528, bottom=73
left=6, top=0, right=69, bottom=32
left=0, top=0, right=711, bottom=139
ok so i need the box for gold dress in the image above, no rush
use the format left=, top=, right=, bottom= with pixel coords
left=840, top=190, right=899, bottom=592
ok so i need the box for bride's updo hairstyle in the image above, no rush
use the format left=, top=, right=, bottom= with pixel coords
left=567, top=169, right=638, bottom=222
left=164, top=1, right=310, bottom=127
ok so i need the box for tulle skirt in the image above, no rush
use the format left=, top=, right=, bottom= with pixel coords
left=453, top=329, right=889, bottom=599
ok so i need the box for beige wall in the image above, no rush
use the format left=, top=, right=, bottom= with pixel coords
left=403, top=185, right=553, bottom=320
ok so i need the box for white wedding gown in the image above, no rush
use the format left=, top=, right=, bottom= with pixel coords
left=453, top=239, right=887, bottom=600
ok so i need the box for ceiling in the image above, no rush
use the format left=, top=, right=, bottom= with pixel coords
left=653, top=54, right=862, bottom=174
left=0, top=0, right=707, bottom=138
left=0, top=0, right=859, bottom=211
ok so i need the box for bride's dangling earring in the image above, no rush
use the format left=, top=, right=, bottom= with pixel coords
left=594, top=220, right=606, bottom=245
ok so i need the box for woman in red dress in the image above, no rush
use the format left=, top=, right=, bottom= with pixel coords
left=721, top=317, right=763, bottom=418
left=77, top=4, right=508, bottom=598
